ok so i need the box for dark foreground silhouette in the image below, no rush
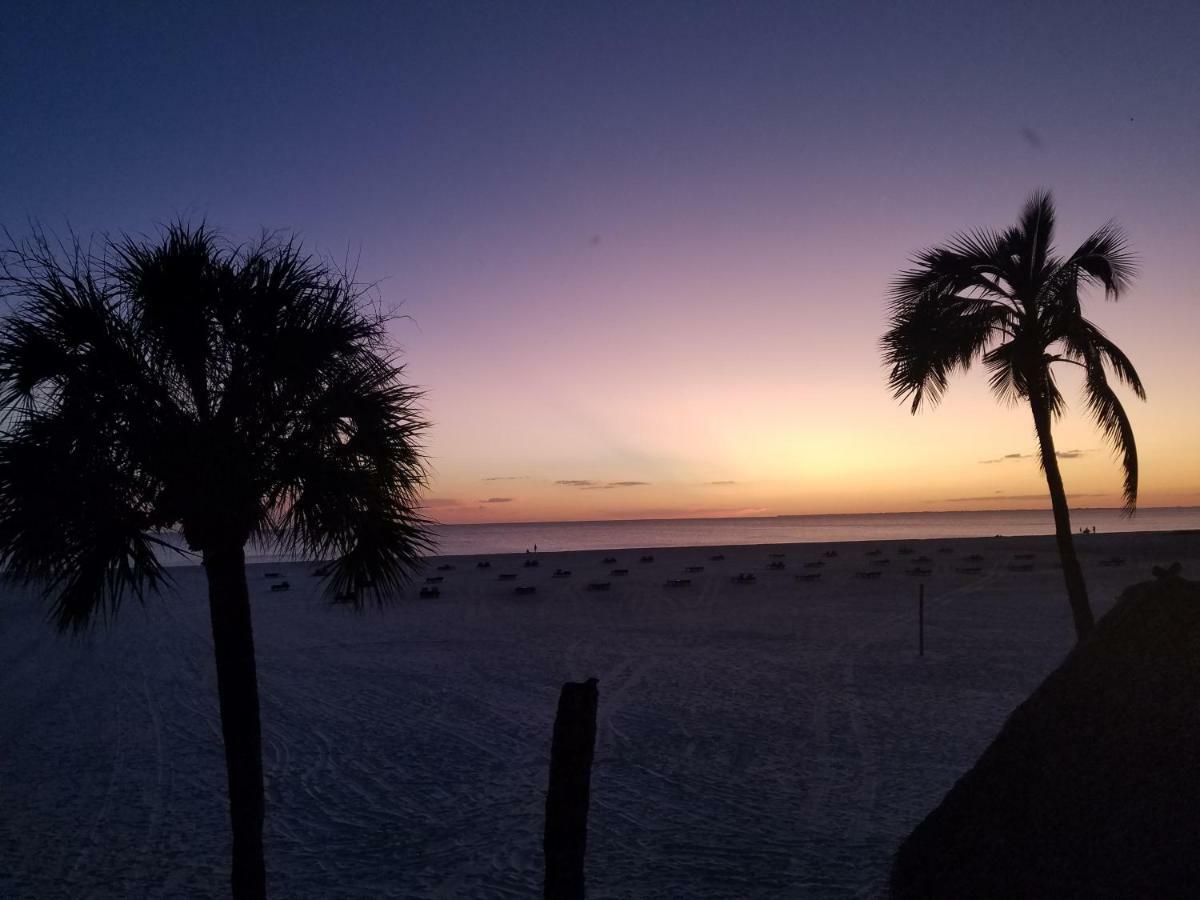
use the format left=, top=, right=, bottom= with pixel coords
left=0, top=225, right=431, bottom=899
left=891, top=570, right=1200, bottom=898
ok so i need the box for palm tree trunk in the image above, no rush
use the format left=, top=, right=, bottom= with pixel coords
left=1029, top=394, right=1095, bottom=642
left=204, top=541, right=267, bottom=899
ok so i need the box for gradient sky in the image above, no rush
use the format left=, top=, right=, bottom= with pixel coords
left=3, top=0, right=1198, bottom=523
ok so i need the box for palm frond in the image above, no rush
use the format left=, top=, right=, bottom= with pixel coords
left=3, top=219, right=434, bottom=626
left=266, top=351, right=433, bottom=604
left=890, top=229, right=1015, bottom=308
left=982, top=340, right=1028, bottom=406
left=0, top=413, right=170, bottom=631
left=1083, top=364, right=1139, bottom=513
left=882, top=293, right=1009, bottom=412
left=1058, top=318, right=1146, bottom=400
left=112, top=223, right=222, bottom=418
left=1065, top=220, right=1136, bottom=300
left=1016, top=189, right=1056, bottom=283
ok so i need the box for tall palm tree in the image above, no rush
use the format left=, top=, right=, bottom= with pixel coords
left=0, top=224, right=432, bottom=898
left=881, top=191, right=1144, bottom=642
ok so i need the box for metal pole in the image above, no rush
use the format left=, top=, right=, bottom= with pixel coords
left=918, top=583, right=925, bottom=657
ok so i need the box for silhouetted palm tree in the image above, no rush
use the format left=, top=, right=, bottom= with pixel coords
left=882, top=192, right=1144, bottom=641
left=0, top=225, right=432, bottom=898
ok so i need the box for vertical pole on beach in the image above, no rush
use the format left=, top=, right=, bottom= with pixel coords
left=918, top=583, right=925, bottom=657
left=544, top=677, right=599, bottom=900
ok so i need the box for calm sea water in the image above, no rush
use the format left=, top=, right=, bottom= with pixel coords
left=427, top=507, right=1200, bottom=557
left=152, top=507, right=1200, bottom=566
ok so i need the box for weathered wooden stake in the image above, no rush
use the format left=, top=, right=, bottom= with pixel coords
left=544, top=677, right=599, bottom=900
left=918, top=583, right=925, bottom=657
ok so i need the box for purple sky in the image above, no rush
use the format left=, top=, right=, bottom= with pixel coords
left=3, top=0, right=1198, bottom=521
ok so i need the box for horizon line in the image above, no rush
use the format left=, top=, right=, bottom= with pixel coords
left=432, top=504, right=1200, bottom=529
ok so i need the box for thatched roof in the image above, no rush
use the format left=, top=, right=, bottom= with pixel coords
left=891, top=574, right=1200, bottom=899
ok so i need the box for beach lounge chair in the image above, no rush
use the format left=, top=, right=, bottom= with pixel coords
left=552, top=569, right=572, bottom=578
left=419, top=587, right=440, bottom=599
left=796, top=573, right=821, bottom=582
left=264, top=571, right=280, bottom=578
left=514, top=586, right=537, bottom=595
left=524, top=559, right=540, bottom=568
left=733, top=573, right=757, bottom=584
left=611, top=568, right=629, bottom=576
left=498, top=573, right=517, bottom=581
left=709, top=554, right=725, bottom=561
left=906, top=567, right=932, bottom=576
left=269, top=581, right=290, bottom=592
left=956, top=566, right=982, bottom=574
left=856, top=570, right=882, bottom=579
left=640, top=555, right=655, bottom=563
left=685, top=565, right=704, bottom=573
left=476, top=561, right=492, bottom=569
left=425, top=576, right=444, bottom=584
left=665, top=578, right=691, bottom=587
left=601, top=556, right=617, bottom=564
left=803, top=561, right=825, bottom=569
left=586, top=582, right=612, bottom=591
left=437, top=564, right=455, bottom=571
left=767, top=561, right=785, bottom=570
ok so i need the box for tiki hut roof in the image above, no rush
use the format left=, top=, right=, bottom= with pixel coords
left=891, top=573, right=1200, bottom=899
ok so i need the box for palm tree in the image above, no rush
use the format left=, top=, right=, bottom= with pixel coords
left=881, top=191, right=1144, bottom=642
left=0, top=224, right=432, bottom=898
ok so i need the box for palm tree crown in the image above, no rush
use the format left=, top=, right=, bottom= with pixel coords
left=882, top=191, right=1145, bottom=511
left=0, top=224, right=432, bottom=630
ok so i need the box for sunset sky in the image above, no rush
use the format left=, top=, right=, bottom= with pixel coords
left=3, top=0, right=1198, bottom=523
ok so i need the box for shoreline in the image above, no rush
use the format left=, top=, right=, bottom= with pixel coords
left=417, top=527, right=1196, bottom=564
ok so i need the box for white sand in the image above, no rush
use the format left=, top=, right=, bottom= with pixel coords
left=0, top=530, right=1196, bottom=898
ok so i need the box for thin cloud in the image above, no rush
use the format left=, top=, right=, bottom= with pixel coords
left=421, top=497, right=462, bottom=508
left=945, top=492, right=1109, bottom=502
left=612, top=506, right=767, bottom=518
left=482, top=475, right=527, bottom=481
left=706, top=480, right=737, bottom=485
left=980, top=450, right=1087, bottom=464
left=557, top=479, right=649, bottom=489
left=479, top=497, right=514, bottom=503
left=980, top=453, right=1032, bottom=464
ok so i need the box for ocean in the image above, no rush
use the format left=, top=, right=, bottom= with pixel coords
left=426, top=506, right=1200, bottom=557
left=148, top=506, right=1200, bottom=566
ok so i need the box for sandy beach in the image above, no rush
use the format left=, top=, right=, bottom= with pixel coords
left=1, top=529, right=1196, bottom=899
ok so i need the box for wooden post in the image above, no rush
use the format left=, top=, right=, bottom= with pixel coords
left=544, top=678, right=599, bottom=900
left=918, top=583, right=925, bottom=657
